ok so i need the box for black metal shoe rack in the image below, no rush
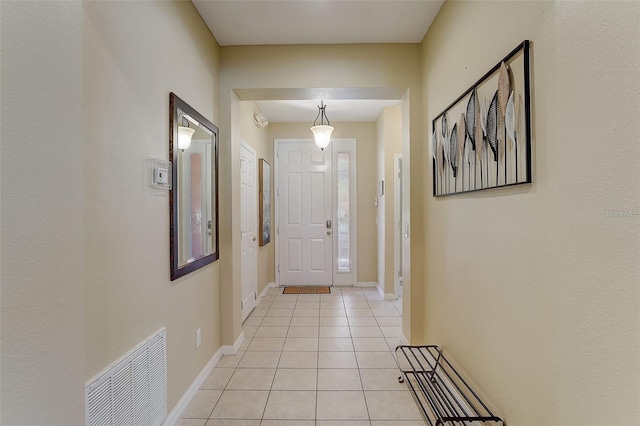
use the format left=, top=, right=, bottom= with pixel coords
left=395, top=345, right=505, bottom=426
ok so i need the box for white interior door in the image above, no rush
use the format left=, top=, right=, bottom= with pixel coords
left=241, top=143, right=258, bottom=321
left=277, top=140, right=333, bottom=286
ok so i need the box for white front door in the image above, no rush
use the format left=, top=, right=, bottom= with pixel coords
left=241, top=143, right=258, bottom=321
left=277, top=140, right=333, bottom=286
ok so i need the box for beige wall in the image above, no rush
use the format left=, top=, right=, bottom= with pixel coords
left=240, top=101, right=274, bottom=295
left=1, top=2, right=85, bottom=423
left=220, top=44, right=422, bottom=345
left=1, top=1, right=222, bottom=422
left=267, top=122, right=378, bottom=283
left=376, top=107, right=403, bottom=296
left=420, top=1, right=639, bottom=424
left=83, top=2, right=221, bottom=412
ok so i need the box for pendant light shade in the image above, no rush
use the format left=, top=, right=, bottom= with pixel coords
left=310, top=125, right=334, bottom=150
left=178, top=126, right=195, bottom=150
left=310, top=101, right=333, bottom=151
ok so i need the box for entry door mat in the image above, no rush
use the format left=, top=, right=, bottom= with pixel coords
left=283, top=286, right=331, bottom=294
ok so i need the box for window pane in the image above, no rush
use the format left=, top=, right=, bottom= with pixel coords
left=337, top=152, right=350, bottom=272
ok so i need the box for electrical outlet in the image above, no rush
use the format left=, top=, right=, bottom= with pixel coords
left=195, top=328, right=202, bottom=349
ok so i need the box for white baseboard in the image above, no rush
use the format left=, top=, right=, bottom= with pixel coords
left=163, top=346, right=222, bottom=425
left=222, top=331, right=245, bottom=356
left=259, top=282, right=276, bottom=299
left=373, top=284, right=397, bottom=300
left=355, top=281, right=377, bottom=287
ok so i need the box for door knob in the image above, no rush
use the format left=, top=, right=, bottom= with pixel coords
left=252, top=236, right=257, bottom=241
left=327, top=231, right=332, bottom=235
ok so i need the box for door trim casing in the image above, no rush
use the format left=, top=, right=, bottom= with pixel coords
left=394, top=154, right=402, bottom=298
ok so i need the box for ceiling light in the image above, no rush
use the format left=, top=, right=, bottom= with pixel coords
left=310, top=100, right=334, bottom=151
left=254, top=111, right=269, bottom=128
left=178, top=116, right=195, bottom=151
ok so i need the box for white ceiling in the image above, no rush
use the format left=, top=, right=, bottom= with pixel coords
left=255, top=99, right=402, bottom=123
left=192, top=0, right=444, bottom=123
left=193, top=1, right=444, bottom=46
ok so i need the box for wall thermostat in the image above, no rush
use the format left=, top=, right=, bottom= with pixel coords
left=151, top=158, right=172, bottom=190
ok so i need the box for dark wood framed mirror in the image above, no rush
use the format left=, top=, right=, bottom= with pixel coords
left=169, top=93, right=219, bottom=280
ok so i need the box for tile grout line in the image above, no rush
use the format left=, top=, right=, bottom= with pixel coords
left=206, top=339, right=245, bottom=421
left=194, top=286, right=404, bottom=424
left=260, top=285, right=279, bottom=423
left=350, top=295, right=374, bottom=424
left=315, top=302, right=320, bottom=423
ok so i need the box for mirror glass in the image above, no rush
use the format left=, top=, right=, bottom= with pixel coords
left=170, top=93, right=219, bottom=280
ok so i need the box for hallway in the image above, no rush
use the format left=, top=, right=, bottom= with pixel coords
left=177, top=286, right=422, bottom=425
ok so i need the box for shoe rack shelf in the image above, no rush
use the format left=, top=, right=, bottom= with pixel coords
left=395, top=345, right=505, bottom=426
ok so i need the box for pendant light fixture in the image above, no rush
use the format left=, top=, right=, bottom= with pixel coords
left=310, top=100, right=334, bottom=151
left=177, top=115, right=195, bottom=151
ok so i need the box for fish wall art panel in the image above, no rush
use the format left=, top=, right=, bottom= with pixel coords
left=432, top=40, right=532, bottom=196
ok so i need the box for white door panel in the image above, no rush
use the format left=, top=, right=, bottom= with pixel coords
left=241, top=143, right=258, bottom=321
left=278, top=141, right=333, bottom=286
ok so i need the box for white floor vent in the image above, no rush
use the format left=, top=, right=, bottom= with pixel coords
left=85, top=328, right=167, bottom=426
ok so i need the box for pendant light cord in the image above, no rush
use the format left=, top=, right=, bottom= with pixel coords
left=313, top=101, right=331, bottom=126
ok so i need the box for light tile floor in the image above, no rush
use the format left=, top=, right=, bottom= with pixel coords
left=177, top=287, right=425, bottom=426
